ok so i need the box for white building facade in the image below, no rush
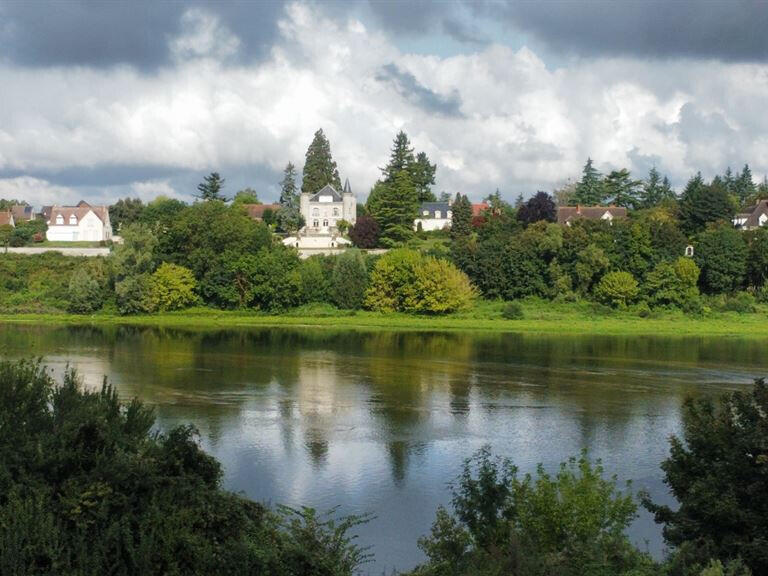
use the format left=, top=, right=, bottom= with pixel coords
left=300, top=180, right=356, bottom=234
left=46, top=202, right=112, bottom=242
left=414, top=202, right=452, bottom=231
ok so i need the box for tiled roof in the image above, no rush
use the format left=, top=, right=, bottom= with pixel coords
left=10, top=205, right=33, bottom=222
left=242, top=203, right=281, bottom=219
left=735, top=200, right=768, bottom=229
left=557, top=205, right=627, bottom=225
left=472, top=203, right=488, bottom=217
left=48, top=202, right=109, bottom=226
left=0, top=211, right=14, bottom=227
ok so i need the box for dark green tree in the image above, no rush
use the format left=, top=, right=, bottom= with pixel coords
left=232, top=188, right=260, bottom=204
left=376, top=170, right=418, bottom=247
left=746, top=227, right=768, bottom=288
left=604, top=168, right=642, bottom=208
left=66, top=268, right=105, bottom=314
left=679, top=173, right=734, bottom=235
left=302, top=129, right=342, bottom=193
left=331, top=249, right=368, bottom=309
left=410, top=151, right=437, bottom=203
left=109, top=197, right=145, bottom=234
left=196, top=172, right=227, bottom=202
left=694, top=225, right=747, bottom=293
left=572, top=158, right=605, bottom=205
left=450, top=193, right=474, bottom=274
left=276, top=162, right=302, bottom=233
left=643, top=381, right=768, bottom=575
left=639, top=167, right=675, bottom=208
left=734, top=164, right=756, bottom=207
left=382, top=130, right=415, bottom=183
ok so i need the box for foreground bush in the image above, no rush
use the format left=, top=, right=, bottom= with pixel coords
left=148, top=262, right=199, bottom=311
left=593, top=271, right=639, bottom=308
left=0, top=360, right=369, bottom=576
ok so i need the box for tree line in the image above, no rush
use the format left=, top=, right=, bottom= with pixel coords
left=1, top=359, right=765, bottom=575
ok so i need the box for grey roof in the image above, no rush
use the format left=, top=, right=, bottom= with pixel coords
left=735, top=200, right=768, bottom=228
left=309, top=184, right=343, bottom=203
left=343, top=178, right=352, bottom=195
left=418, top=202, right=451, bottom=218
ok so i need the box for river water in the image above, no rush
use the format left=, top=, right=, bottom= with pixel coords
left=1, top=324, right=765, bottom=574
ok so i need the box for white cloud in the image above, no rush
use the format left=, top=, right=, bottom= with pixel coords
left=1, top=1, right=767, bottom=204
left=0, top=176, right=79, bottom=206
left=130, top=179, right=184, bottom=202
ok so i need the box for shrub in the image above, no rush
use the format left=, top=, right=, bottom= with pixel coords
left=229, top=247, right=303, bottom=312
left=721, top=291, right=756, bottom=313
left=695, top=226, right=747, bottom=294
left=299, top=257, right=331, bottom=304
left=502, top=301, right=524, bottom=319
left=115, top=274, right=152, bottom=315
left=349, top=216, right=380, bottom=249
left=148, top=262, right=199, bottom=312
left=331, top=249, right=368, bottom=310
left=66, top=268, right=104, bottom=314
left=645, top=258, right=701, bottom=310
left=593, top=271, right=639, bottom=308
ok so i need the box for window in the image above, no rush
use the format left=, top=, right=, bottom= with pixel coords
left=435, top=210, right=441, bottom=219
left=313, top=220, right=319, bottom=228
left=56, top=215, right=64, bottom=225
left=423, top=210, right=429, bottom=216
left=333, top=208, right=339, bottom=217
left=323, top=219, right=328, bottom=227
left=69, top=214, right=77, bottom=225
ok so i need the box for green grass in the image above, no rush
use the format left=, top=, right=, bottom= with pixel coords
left=37, top=241, right=108, bottom=248
left=2, top=298, right=767, bottom=338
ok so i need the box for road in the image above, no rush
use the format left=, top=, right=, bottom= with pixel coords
left=4, top=247, right=111, bottom=257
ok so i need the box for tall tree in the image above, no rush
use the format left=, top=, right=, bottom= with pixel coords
left=410, top=151, right=437, bottom=203
left=376, top=170, right=418, bottom=247
left=679, top=173, right=735, bottom=235
left=195, top=172, right=227, bottom=202
left=301, top=128, right=342, bottom=193
left=450, top=193, right=474, bottom=274
left=109, top=197, right=145, bottom=234
left=572, top=158, right=605, bottom=205
left=734, top=164, right=756, bottom=206
left=382, top=131, right=415, bottom=183
left=603, top=169, right=642, bottom=208
left=276, top=162, right=302, bottom=233
left=640, top=167, right=665, bottom=208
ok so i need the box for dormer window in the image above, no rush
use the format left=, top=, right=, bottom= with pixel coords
left=56, top=215, right=64, bottom=225
left=69, top=214, right=77, bottom=225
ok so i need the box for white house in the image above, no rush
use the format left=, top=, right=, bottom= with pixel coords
left=46, top=201, right=112, bottom=242
left=414, top=202, right=452, bottom=231
left=734, top=200, right=768, bottom=230
left=300, top=180, right=356, bottom=234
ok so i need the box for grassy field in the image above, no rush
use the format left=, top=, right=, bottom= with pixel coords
left=1, top=299, right=767, bottom=337
left=38, top=241, right=108, bottom=248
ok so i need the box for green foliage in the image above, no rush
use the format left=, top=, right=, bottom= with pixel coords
left=643, top=380, right=768, bottom=575
left=302, top=128, right=342, bottom=193
left=66, top=267, right=105, bottom=314
left=639, top=167, right=675, bottom=208
left=300, top=256, right=331, bottom=304
left=277, top=162, right=303, bottom=233
left=139, top=196, right=187, bottom=228
left=411, top=151, right=437, bottom=203
left=604, top=168, right=642, bottom=209
left=109, top=197, right=145, bottom=234
left=196, top=171, right=227, bottom=201
left=365, top=249, right=475, bottom=314
left=593, top=271, right=639, bottom=308
left=745, top=227, right=768, bottom=287
left=0, top=359, right=370, bottom=576
left=332, top=249, right=368, bottom=310
left=572, top=158, right=605, bottom=205
left=113, top=223, right=158, bottom=315
left=233, top=187, right=260, bottom=205
left=644, top=258, right=700, bottom=309
left=695, top=225, right=747, bottom=294
left=148, top=262, right=199, bottom=312
left=374, top=170, right=419, bottom=247
left=230, top=247, right=303, bottom=311
left=679, top=173, right=735, bottom=234
left=502, top=301, right=524, bottom=319
left=411, top=446, right=655, bottom=576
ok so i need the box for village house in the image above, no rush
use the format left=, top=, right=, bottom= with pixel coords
left=557, top=205, right=627, bottom=226
left=10, top=205, right=35, bottom=223
left=45, top=201, right=112, bottom=242
left=282, top=180, right=356, bottom=252
left=414, top=202, right=452, bottom=231
left=0, top=211, right=15, bottom=228
left=733, top=200, right=768, bottom=230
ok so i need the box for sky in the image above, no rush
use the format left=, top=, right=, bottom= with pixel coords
left=1, top=0, right=768, bottom=207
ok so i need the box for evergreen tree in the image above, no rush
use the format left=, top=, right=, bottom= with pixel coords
left=276, top=162, right=302, bottom=233
left=660, top=175, right=675, bottom=202
left=679, top=173, right=735, bottom=235
left=757, top=176, right=768, bottom=201
left=640, top=167, right=663, bottom=208
left=301, top=128, right=342, bottom=193
left=734, top=163, right=756, bottom=206
left=603, top=168, right=641, bottom=208
left=450, top=193, right=474, bottom=274
left=572, top=158, right=605, bottom=205
left=232, top=188, right=260, bottom=205
left=410, top=151, right=437, bottom=203
left=514, top=193, right=524, bottom=208
left=376, top=170, right=418, bottom=247
left=382, top=131, right=415, bottom=183
left=723, top=166, right=735, bottom=196
left=195, top=172, right=227, bottom=202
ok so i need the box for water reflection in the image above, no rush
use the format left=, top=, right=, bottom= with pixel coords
left=0, top=324, right=766, bottom=573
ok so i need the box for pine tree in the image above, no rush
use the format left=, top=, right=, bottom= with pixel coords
left=376, top=170, right=418, bottom=247
left=302, top=129, right=342, bottom=193
left=640, top=167, right=662, bottom=208
left=450, top=193, right=474, bottom=274
left=276, top=162, right=302, bottom=233
left=514, top=193, right=524, bottom=208
left=573, top=158, right=605, bottom=205
left=196, top=172, right=227, bottom=202
left=603, top=169, right=641, bottom=208
left=679, top=172, right=734, bottom=234
left=723, top=166, right=735, bottom=196
left=734, top=164, right=756, bottom=206
left=660, top=176, right=675, bottom=202
left=382, top=131, right=415, bottom=183
left=410, top=151, right=437, bottom=203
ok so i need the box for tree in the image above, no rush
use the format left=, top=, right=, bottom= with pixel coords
left=113, top=223, right=158, bottom=314
left=0, top=224, right=12, bottom=252
left=331, top=249, right=368, bottom=309
left=109, top=197, right=145, bottom=234
left=375, top=170, right=418, bottom=247
left=604, top=168, right=642, bottom=208
left=644, top=258, right=701, bottom=309
left=349, top=215, right=380, bottom=249
left=140, top=196, right=187, bottom=228
left=196, top=172, right=227, bottom=202
left=277, top=162, right=302, bottom=233
left=643, top=381, right=768, bottom=574
left=593, top=270, right=639, bottom=308
left=382, top=130, right=415, bottom=183
left=410, top=151, right=437, bottom=203
left=746, top=227, right=768, bottom=287
left=229, top=247, right=303, bottom=311
left=66, top=268, right=104, bottom=314
left=733, top=164, right=756, bottom=207
left=302, top=128, right=342, bottom=193
left=516, top=191, right=556, bottom=225
left=679, top=173, right=734, bottom=235
left=148, top=263, right=199, bottom=311
left=694, top=225, right=747, bottom=293
left=572, top=158, right=605, bottom=205
left=232, top=188, right=260, bottom=205
left=413, top=447, right=655, bottom=576
left=299, top=257, right=331, bottom=303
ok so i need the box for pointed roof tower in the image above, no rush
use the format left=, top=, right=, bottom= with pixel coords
left=343, top=178, right=353, bottom=195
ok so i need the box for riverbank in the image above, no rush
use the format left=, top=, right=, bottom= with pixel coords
left=2, top=299, right=767, bottom=337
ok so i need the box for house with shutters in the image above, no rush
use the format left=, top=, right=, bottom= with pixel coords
left=45, top=201, right=112, bottom=242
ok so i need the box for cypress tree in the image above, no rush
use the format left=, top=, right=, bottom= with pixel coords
left=573, top=158, right=605, bottom=205
left=302, top=129, right=342, bottom=193
left=734, top=164, right=756, bottom=206
left=276, top=162, right=302, bottom=232
left=640, top=167, right=662, bottom=208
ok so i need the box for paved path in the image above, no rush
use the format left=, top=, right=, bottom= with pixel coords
left=4, top=247, right=111, bottom=257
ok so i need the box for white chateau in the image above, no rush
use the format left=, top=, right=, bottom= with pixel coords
left=284, top=179, right=356, bottom=253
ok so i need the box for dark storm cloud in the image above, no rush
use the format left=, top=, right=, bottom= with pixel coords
left=478, top=0, right=768, bottom=61
left=0, top=0, right=286, bottom=69
left=376, top=63, right=463, bottom=117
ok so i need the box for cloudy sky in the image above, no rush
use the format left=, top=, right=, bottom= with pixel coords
left=1, top=0, right=767, bottom=206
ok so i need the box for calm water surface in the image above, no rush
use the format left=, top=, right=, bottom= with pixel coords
left=1, top=324, right=766, bottom=574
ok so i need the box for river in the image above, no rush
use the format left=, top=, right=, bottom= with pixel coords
left=1, top=324, right=765, bottom=574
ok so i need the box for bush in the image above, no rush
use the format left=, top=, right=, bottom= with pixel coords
left=299, top=257, right=331, bottom=304
left=331, top=249, right=368, bottom=310
left=349, top=216, right=380, bottom=249
left=593, top=271, right=639, bottom=308
left=148, top=262, right=199, bottom=312
left=229, top=247, right=303, bottom=312
left=66, top=268, right=104, bottom=314
left=502, top=301, right=524, bottom=320
left=645, top=258, right=701, bottom=310
left=695, top=226, right=747, bottom=294
left=721, top=291, right=756, bottom=313
left=115, top=274, right=152, bottom=315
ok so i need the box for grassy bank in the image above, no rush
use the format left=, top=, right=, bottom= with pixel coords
left=1, top=299, right=767, bottom=337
